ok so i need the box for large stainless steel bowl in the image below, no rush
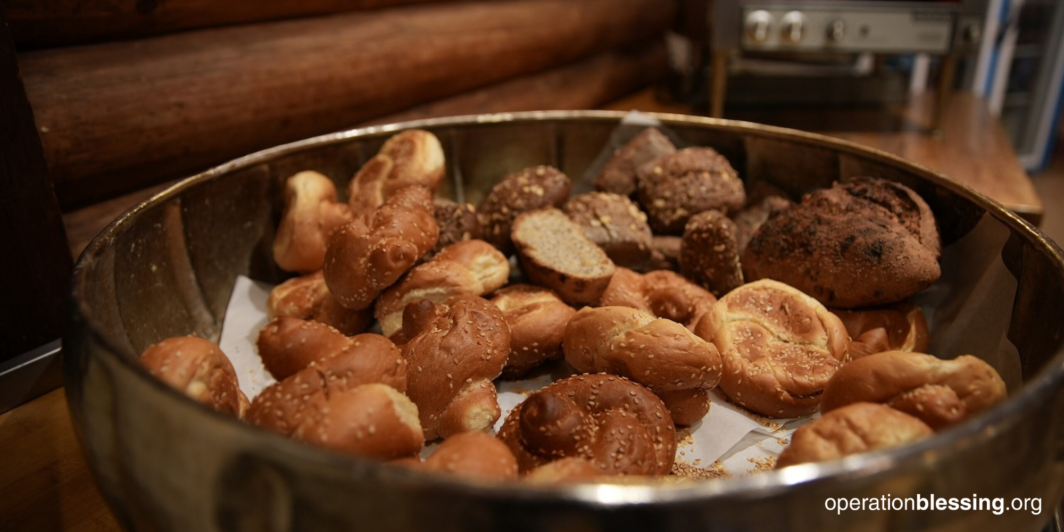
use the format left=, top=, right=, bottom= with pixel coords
left=66, top=111, right=1064, bottom=531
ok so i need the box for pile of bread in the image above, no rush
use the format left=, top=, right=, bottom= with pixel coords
left=139, top=128, right=1007, bottom=483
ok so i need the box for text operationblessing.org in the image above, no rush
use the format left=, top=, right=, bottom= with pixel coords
left=824, top=494, right=1042, bottom=516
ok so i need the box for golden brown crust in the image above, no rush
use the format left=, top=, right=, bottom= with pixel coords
left=680, top=210, right=744, bottom=297
left=140, top=336, right=248, bottom=418
left=477, top=165, right=572, bottom=253
left=598, top=267, right=716, bottom=329
left=742, top=177, right=941, bottom=308
left=490, top=285, right=576, bottom=378
left=694, top=279, right=850, bottom=417
left=644, top=235, right=682, bottom=272
left=594, top=128, right=677, bottom=196
left=430, top=198, right=481, bottom=257
left=563, top=306, right=722, bottom=425
left=636, top=147, right=745, bottom=233
left=406, top=431, right=519, bottom=481
left=524, top=457, right=604, bottom=483
left=776, top=402, right=932, bottom=468
left=324, top=185, right=439, bottom=311
left=375, top=239, right=509, bottom=338
left=733, top=195, right=793, bottom=254
left=293, top=383, right=424, bottom=460
left=820, top=351, right=1007, bottom=430
left=273, top=171, right=354, bottom=272
left=512, top=208, right=616, bottom=306
left=498, top=374, right=676, bottom=475
left=267, top=271, right=372, bottom=336
left=831, top=302, right=929, bottom=360
left=347, top=130, right=445, bottom=216
left=401, top=296, right=510, bottom=440
left=564, top=192, right=653, bottom=269
left=246, top=332, right=407, bottom=435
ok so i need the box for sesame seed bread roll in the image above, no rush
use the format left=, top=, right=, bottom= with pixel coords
left=267, top=271, right=372, bottom=336
left=490, top=284, right=576, bottom=379
left=594, top=127, right=677, bottom=197
left=636, top=147, right=745, bottom=234
left=294, top=384, right=424, bottom=461
left=346, top=129, right=445, bottom=217
left=776, top=402, right=932, bottom=468
left=273, top=171, right=355, bottom=273
left=477, top=165, right=572, bottom=254
left=399, top=431, right=518, bottom=481
left=140, top=336, right=249, bottom=418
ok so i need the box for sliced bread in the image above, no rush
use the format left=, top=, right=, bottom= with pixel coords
left=511, top=208, right=615, bottom=305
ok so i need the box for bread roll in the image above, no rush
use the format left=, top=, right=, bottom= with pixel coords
left=524, top=458, right=604, bottom=484
left=273, top=171, right=354, bottom=272
left=645, top=235, right=681, bottom=272
left=430, top=198, right=480, bottom=258
left=598, top=267, right=715, bottom=329
left=268, top=271, right=372, bottom=336
left=680, top=210, right=743, bottom=297
left=490, top=284, right=576, bottom=378
left=375, top=239, right=509, bottom=338
left=694, top=279, right=849, bottom=417
left=742, top=177, right=941, bottom=308
left=477, top=165, right=572, bottom=253
left=832, top=302, right=929, bottom=359
left=256, top=316, right=404, bottom=382
left=564, top=192, right=653, bottom=268
left=636, top=147, right=745, bottom=233
left=820, top=351, right=1007, bottom=430
left=324, top=185, right=439, bottom=311
left=776, top=402, right=932, bottom=468
left=294, top=383, right=424, bottom=460
left=733, top=195, right=792, bottom=254
left=401, top=296, right=510, bottom=440
left=563, top=306, right=722, bottom=425
left=497, top=374, right=677, bottom=475
left=347, top=130, right=445, bottom=216
left=400, top=431, right=518, bottom=481
left=140, top=336, right=249, bottom=417
left=511, top=208, right=615, bottom=306
left=594, top=127, right=676, bottom=196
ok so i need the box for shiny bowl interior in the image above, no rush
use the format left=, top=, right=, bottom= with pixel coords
left=65, top=111, right=1064, bottom=532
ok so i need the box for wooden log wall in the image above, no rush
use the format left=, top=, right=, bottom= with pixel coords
left=19, top=0, right=676, bottom=207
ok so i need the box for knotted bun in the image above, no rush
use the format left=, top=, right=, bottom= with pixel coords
left=375, top=239, right=509, bottom=338
left=324, top=185, right=439, bottom=311
left=273, top=171, right=354, bottom=272
left=295, top=383, right=424, bottom=460
left=140, top=336, right=249, bottom=418
left=267, top=271, right=372, bottom=336
left=347, top=130, right=445, bottom=216
left=832, top=302, right=929, bottom=359
left=598, top=267, right=716, bottom=329
left=498, top=374, right=676, bottom=475
left=490, top=284, right=576, bottom=378
left=401, top=296, right=510, bottom=440
left=563, top=307, right=722, bottom=425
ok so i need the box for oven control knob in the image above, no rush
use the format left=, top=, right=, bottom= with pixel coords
left=826, top=19, right=846, bottom=43
left=745, top=10, right=774, bottom=43
left=781, top=11, right=806, bottom=44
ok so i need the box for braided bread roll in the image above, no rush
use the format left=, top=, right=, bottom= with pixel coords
left=694, top=279, right=849, bottom=417
left=831, top=302, right=929, bottom=360
left=375, top=239, right=509, bottom=339
left=347, top=130, right=445, bottom=217
left=273, top=171, right=354, bottom=273
left=268, top=271, right=372, bottom=336
left=563, top=306, right=722, bottom=425
left=498, top=374, right=677, bottom=475
left=140, top=337, right=249, bottom=418
left=821, top=351, right=1007, bottom=430
left=257, top=316, right=404, bottom=382
left=490, top=284, right=576, bottom=378
left=598, top=267, right=716, bottom=329
left=324, top=185, right=439, bottom=311
left=401, top=295, right=510, bottom=440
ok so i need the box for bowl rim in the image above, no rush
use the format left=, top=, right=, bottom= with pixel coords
left=69, top=110, right=1064, bottom=506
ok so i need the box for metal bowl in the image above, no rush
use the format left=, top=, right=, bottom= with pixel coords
left=65, top=111, right=1064, bottom=532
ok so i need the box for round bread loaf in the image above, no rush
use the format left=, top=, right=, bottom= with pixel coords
left=680, top=210, right=744, bottom=297
left=742, top=177, right=941, bottom=308
left=324, top=185, right=439, bottom=311
left=564, top=192, right=653, bottom=268
left=490, top=284, right=576, bottom=378
left=694, top=279, right=849, bottom=417
left=477, top=165, right=572, bottom=253
left=598, top=267, right=715, bottom=329
left=140, top=336, right=249, bottom=418
left=401, top=295, right=510, bottom=440
left=399, top=431, right=518, bottom=481
left=636, top=147, right=745, bottom=233
left=594, top=127, right=676, bottom=196
left=831, top=302, right=929, bottom=360
left=268, top=271, right=372, bottom=336
left=563, top=306, right=722, bottom=425
left=375, top=239, right=509, bottom=338
left=820, top=351, right=1007, bottom=430
left=497, top=374, right=677, bottom=475
left=776, top=402, right=932, bottom=468
left=273, top=171, right=354, bottom=272
left=347, top=129, right=445, bottom=216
